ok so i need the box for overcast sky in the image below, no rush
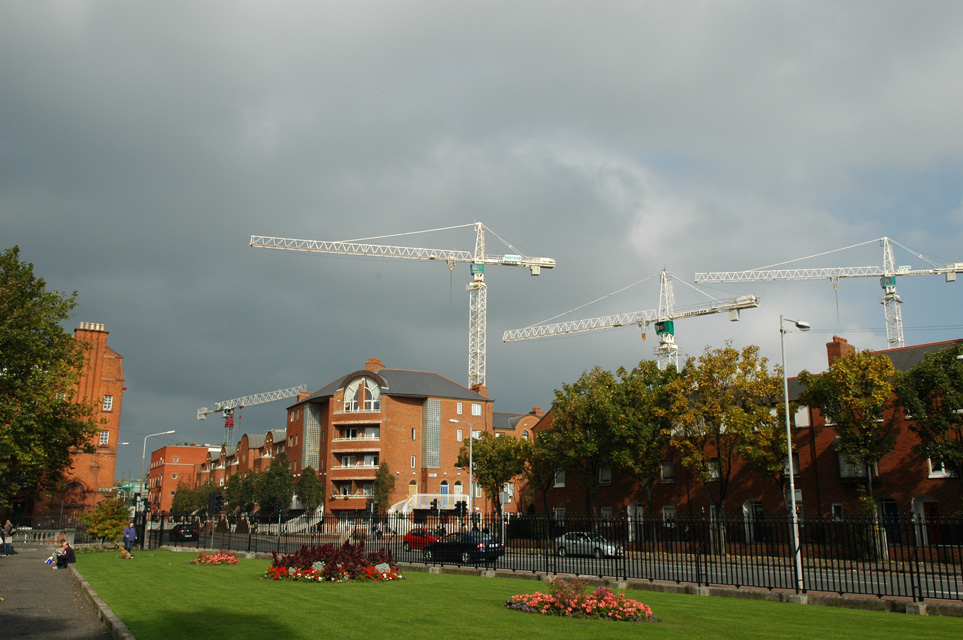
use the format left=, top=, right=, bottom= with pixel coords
left=3, top=1, right=962, bottom=480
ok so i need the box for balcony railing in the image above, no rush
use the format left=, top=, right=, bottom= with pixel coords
left=331, top=462, right=379, bottom=471
left=331, top=434, right=381, bottom=443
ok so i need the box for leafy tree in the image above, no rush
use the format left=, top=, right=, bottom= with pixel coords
left=521, top=431, right=563, bottom=514
left=613, top=360, right=678, bottom=511
left=799, top=349, right=896, bottom=503
left=0, top=246, right=100, bottom=507
left=297, top=466, right=324, bottom=512
left=172, top=480, right=216, bottom=514
left=258, top=454, right=294, bottom=515
left=666, top=342, right=784, bottom=516
left=546, top=366, right=626, bottom=514
left=895, top=343, right=963, bottom=498
left=79, top=498, right=130, bottom=543
left=371, top=462, right=396, bottom=513
left=456, top=431, right=527, bottom=519
left=226, top=471, right=260, bottom=513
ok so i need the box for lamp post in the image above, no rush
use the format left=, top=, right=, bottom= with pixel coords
left=449, top=419, right=475, bottom=518
left=780, top=315, right=809, bottom=593
left=141, top=430, right=175, bottom=510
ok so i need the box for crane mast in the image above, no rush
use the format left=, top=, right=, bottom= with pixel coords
left=251, top=222, right=554, bottom=387
left=198, top=384, right=309, bottom=447
left=695, top=237, right=963, bottom=348
left=503, top=270, right=759, bottom=370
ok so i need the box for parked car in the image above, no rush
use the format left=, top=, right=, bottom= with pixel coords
left=169, top=523, right=199, bottom=542
left=403, top=527, right=440, bottom=551
left=423, top=532, right=504, bottom=564
left=554, top=531, right=624, bottom=558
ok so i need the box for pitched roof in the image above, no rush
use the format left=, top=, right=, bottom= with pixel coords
left=493, top=411, right=527, bottom=431
left=298, top=367, right=490, bottom=405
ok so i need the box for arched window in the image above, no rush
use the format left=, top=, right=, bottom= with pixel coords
left=343, top=377, right=382, bottom=412
left=440, top=480, right=449, bottom=495
left=453, top=481, right=463, bottom=495
left=408, top=480, right=418, bottom=497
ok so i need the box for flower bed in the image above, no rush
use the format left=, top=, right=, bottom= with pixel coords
left=264, top=542, right=401, bottom=583
left=190, top=551, right=241, bottom=566
left=505, top=578, right=658, bottom=623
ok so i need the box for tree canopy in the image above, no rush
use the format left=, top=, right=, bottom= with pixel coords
left=258, top=454, right=295, bottom=515
left=457, top=431, right=527, bottom=518
left=297, top=466, right=324, bottom=512
left=666, top=342, right=784, bottom=514
left=0, top=246, right=100, bottom=507
left=799, top=349, right=896, bottom=501
left=895, top=343, right=963, bottom=497
left=372, top=462, right=396, bottom=514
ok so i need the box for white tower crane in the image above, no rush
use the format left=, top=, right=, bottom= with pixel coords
left=695, top=237, right=963, bottom=348
left=250, top=222, right=554, bottom=388
left=198, top=385, right=309, bottom=446
left=502, top=269, right=760, bottom=370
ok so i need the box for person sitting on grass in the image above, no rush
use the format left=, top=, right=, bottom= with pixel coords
left=53, top=541, right=76, bottom=570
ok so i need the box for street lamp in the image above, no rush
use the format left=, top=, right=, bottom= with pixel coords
left=449, top=419, right=475, bottom=518
left=141, top=430, right=175, bottom=507
left=780, top=315, right=809, bottom=593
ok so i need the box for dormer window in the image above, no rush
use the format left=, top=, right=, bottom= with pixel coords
left=343, top=377, right=382, bottom=412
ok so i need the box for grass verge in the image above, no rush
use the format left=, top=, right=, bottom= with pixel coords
left=75, top=549, right=959, bottom=640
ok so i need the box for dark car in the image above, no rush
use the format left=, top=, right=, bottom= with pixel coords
left=402, top=527, right=440, bottom=552
left=423, top=532, right=504, bottom=564
left=169, top=523, right=199, bottom=542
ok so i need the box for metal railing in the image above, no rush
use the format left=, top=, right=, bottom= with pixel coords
left=146, top=511, right=963, bottom=602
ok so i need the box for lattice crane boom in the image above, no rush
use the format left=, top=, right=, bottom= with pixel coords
left=695, top=237, right=963, bottom=348
left=197, top=385, right=310, bottom=420
left=503, top=270, right=760, bottom=370
left=198, top=384, right=309, bottom=447
left=251, top=222, right=554, bottom=387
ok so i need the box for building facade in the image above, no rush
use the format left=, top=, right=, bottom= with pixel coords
left=147, top=445, right=220, bottom=513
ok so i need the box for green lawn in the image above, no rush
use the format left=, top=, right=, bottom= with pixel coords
left=75, top=550, right=959, bottom=640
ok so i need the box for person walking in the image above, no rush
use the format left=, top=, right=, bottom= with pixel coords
left=2, top=519, right=13, bottom=556
left=122, top=522, right=137, bottom=555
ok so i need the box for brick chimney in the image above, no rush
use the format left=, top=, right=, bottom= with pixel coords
left=471, top=383, right=489, bottom=398
left=365, top=357, right=385, bottom=373
left=826, top=336, right=856, bottom=367
left=530, top=407, right=545, bottom=418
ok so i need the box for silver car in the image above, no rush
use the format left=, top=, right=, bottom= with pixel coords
left=554, top=531, right=624, bottom=558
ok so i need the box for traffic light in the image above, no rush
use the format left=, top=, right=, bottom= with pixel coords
left=209, top=491, right=225, bottom=512
left=431, top=498, right=439, bottom=514
left=455, top=501, right=466, bottom=517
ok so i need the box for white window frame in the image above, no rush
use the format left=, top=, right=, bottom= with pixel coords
left=553, top=468, right=565, bottom=488
left=410, top=455, right=416, bottom=469
left=708, top=459, right=721, bottom=480
left=928, top=458, right=955, bottom=478
left=456, top=402, right=463, bottom=415
left=99, top=430, right=109, bottom=446
left=599, top=465, right=612, bottom=485
left=662, top=506, right=676, bottom=525
left=471, top=403, right=482, bottom=416
left=553, top=507, right=565, bottom=524
left=102, top=395, right=113, bottom=411
left=456, top=429, right=463, bottom=442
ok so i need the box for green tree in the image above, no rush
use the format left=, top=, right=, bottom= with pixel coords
left=456, top=432, right=527, bottom=519
left=799, top=349, right=896, bottom=504
left=543, top=366, right=626, bottom=514
left=297, top=466, right=324, bottom=512
left=613, top=360, right=678, bottom=511
left=172, top=480, right=216, bottom=514
left=895, top=343, right=963, bottom=498
left=666, top=342, right=784, bottom=516
left=0, top=246, right=100, bottom=507
left=521, top=431, right=562, bottom=514
left=372, top=462, right=396, bottom=513
left=258, top=454, right=294, bottom=515
left=79, top=498, right=130, bottom=544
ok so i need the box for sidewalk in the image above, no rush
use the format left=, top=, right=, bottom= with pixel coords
left=0, top=547, right=117, bottom=639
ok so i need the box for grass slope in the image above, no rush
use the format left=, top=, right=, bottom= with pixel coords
left=75, top=550, right=959, bottom=640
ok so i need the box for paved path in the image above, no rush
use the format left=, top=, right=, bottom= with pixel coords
left=0, top=548, right=114, bottom=640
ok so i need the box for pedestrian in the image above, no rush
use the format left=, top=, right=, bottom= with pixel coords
left=53, top=540, right=76, bottom=570
left=2, top=519, right=13, bottom=556
left=122, top=522, right=137, bottom=556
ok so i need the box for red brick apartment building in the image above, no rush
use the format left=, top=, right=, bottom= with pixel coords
left=147, top=445, right=221, bottom=513
left=149, top=358, right=542, bottom=519
left=535, top=336, right=963, bottom=529
left=9, top=322, right=126, bottom=524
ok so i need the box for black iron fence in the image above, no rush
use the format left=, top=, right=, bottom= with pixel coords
left=147, top=511, right=963, bottom=602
